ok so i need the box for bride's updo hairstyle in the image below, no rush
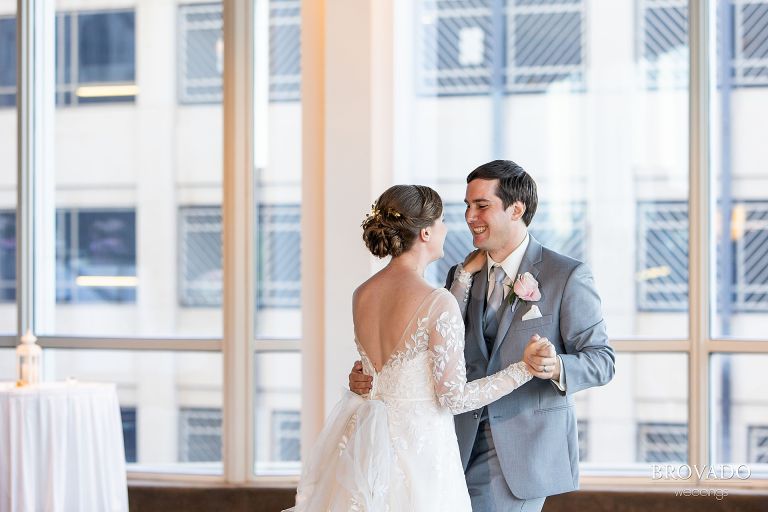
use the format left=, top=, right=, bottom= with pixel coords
left=362, top=185, right=443, bottom=258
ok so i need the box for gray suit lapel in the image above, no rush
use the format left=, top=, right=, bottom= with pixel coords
left=489, top=235, right=544, bottom=362
left=469, top=268, right=489, bottom=360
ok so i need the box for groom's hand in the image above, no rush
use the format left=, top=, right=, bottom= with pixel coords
left=525, top=334, right=560, bottom=381
left=349, top=360, right=372, bottom=395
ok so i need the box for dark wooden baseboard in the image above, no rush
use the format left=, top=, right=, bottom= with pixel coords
left=128, top=485, right=768, bottom=512
left=544, top=489, right=767, bottom=512
left=128, top=485, right=296, bottom=512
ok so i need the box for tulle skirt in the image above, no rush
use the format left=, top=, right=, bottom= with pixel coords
left=284, top=390, right=404, bottom=511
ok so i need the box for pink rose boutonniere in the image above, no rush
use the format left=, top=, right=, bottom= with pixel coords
left=507, top=272, right=541, bottom=307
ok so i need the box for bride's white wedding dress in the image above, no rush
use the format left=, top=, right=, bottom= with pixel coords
left=287, top=279, right=532, bottom=511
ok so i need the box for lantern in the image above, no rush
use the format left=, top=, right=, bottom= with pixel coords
left=16, top=329, right=42, bottom=386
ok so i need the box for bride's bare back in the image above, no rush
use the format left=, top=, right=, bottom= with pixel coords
left=352, top=267, right=436, bottom=373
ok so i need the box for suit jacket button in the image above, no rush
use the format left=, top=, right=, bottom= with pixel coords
left=473, top=412, right=479, bottom=419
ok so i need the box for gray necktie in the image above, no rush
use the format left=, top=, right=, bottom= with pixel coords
left=483, top=265, right=507, bottom=347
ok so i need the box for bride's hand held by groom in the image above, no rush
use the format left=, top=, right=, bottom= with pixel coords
left=525, top=334, right=559, bottom=381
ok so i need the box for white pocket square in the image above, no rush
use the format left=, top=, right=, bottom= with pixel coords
left=522, top=305, right=542, bottom=321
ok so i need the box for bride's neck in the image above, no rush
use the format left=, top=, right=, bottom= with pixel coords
left=387, top=252, right=429, bottom=277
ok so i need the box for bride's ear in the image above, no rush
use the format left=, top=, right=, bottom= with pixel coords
left=420, top=227, right=431, bottom=242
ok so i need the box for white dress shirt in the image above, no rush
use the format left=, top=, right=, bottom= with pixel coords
left=484, top=233, right=566, bottom=391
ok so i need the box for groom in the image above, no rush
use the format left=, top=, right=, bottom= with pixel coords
left=351, top=160, right=615, bottom=511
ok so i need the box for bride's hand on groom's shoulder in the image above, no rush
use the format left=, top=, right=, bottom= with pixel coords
left=349, top=360, right=372, bottom=395
left=462, top=250, right=487, bottom=274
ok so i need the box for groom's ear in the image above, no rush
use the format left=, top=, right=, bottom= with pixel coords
left=508, top=201, right=526, bottom=221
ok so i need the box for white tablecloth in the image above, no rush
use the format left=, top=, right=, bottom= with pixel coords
left=0, top=382, right=129, bottom=512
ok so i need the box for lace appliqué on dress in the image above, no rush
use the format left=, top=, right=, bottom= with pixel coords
left=429, top=294, right=533, bottom=415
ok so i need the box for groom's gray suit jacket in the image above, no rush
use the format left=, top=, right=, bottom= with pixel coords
left=446, top=235, right=615, bottom=500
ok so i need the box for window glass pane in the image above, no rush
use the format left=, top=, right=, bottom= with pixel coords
left=398, top=0, right=689, bottom=338
left=0, top=7, right=15, bottom=333
left=46, top=3, right=222, bottom=337
left=711, top=354, right=768, bottom=475
left=45, top=349, right=222, bottom=474
left=712, top=0, right=768, bottom=338
left=254, top=351, right=301, bottom=475
left=252, top=0, right=302, bottom=478
left=254, top=0, right=302, bottom=340
left=577, top=353, right=688, bottom=472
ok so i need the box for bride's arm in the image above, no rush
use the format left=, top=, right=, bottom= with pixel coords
left=447, top=250, right=485, bottom=319
left=448, top=264, right=473, bottom=318
left=428, top=292, right=540, bottom=415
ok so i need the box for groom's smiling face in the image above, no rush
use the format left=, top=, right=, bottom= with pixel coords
left=464, top=178, right=526, bottom=260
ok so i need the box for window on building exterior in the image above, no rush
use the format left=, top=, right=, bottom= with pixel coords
left=638, top=201, right=768, bottom=313
left=748, top=426, right=768, bottom=463
left=734, top=1, right=768, bottom=86
left=0, top=10, right=135, bottom=107
left=733, top=202, right=768, bottom=312
left=507, top=0, right=585, bottom=92
left=257, top=204, right=301, bottom=310
left=637, top=201, right=688, bottom=312
left=639, top=0, right=688, bottom=88
left=56, top=10, right=136, bottom=105
left=0, top=209, right=136, bottom=304
left=179, top=206, right=222, bottom=307
left=121, top=407, right=138, bottom=464
left=637, top=422, right=687, bottom=463
left=178, top=1, right=301, bottom=104
left=271, top=410, right=300, bottom=462
left=640, top=0, right=768, bottom=89
left=418, top=1, right=495, bottom=96
left=56, top=209, right=136, bottom=304
left=77, top=12, right=135, bottom=81
left=178, top=3, right=223, bottom=104
left=0, top=16, right=16, bottom=107
left=0, top=211, right=14, bottom=302
left=577, top=419, right=588, bottom=462
left=179, top=407, right=222, bottom=463
left=418, top=0, right=585, bottom=96
left=177, top=204, right=301, bottom=310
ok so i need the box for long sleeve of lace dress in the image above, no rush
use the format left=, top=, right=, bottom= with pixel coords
left=447, top=264, right=473, bottom=319
left=428, top=291, right=533, bottom=415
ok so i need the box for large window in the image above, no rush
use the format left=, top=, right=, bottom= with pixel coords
left=399, top=0, right=692, bottom=473
left=5, top=0, right=764, bottom=491
left=397, top=0, right=768, bottom=483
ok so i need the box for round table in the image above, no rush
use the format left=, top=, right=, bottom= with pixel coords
left=0, top=381, right=129, bottom=512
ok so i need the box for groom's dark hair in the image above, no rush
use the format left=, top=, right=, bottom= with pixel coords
left=467, top=160, right=538, bottom=226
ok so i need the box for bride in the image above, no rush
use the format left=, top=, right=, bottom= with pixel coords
left=286, top=185, right=552, bottom=511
